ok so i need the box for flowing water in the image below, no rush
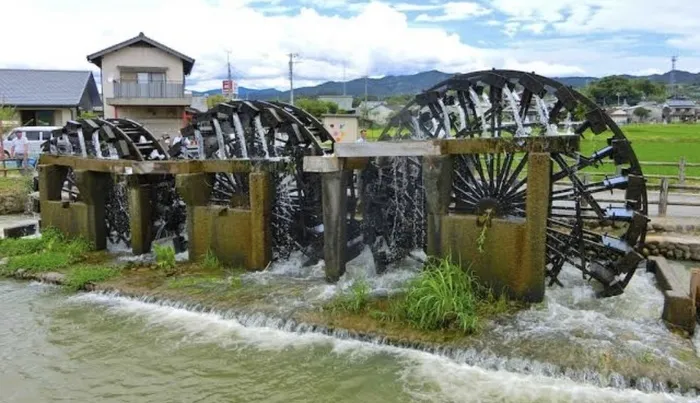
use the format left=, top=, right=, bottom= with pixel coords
left=1, top=279, right=697, bottom=403
left=2, top=248, right=700, bottom=402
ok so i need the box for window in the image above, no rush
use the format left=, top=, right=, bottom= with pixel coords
left=25, top=131, right=41, bottom=141
left=135, top=72, right=165, bottom=83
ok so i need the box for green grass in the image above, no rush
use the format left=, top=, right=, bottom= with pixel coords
left=327, top=278, right=371, bottom=313
left=329, top=257, right=510, bottom=334
left=2, top=251, right=74, bottom=274
left=153, top=244, right=176, bottom=273
left=64, top=265, right=121, bottom=291
left=366, top=124, right=700, bottom=182
left=0, top=176, right=32, bottom=194
left=202, top=249, right=223, bottom=271
left=399, top=257, right=506, bottom=333
left=0, top=228, right=92, bottom=276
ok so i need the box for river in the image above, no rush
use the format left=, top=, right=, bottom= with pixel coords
left=1, top=278, right=698, bottom=403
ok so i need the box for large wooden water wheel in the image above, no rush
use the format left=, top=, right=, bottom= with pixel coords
left=363, top=69, right=648, bottom=296
left=44, top=118, right=186, bottom=249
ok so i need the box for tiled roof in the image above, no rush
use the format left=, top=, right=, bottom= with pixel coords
left=0, top=69, right=100, bottom=107
left=665, top=99, right=697, bottom=107
left=87, top=32, right=195, bottom=75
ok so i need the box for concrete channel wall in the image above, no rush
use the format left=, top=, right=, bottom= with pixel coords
left=306, top=136, right=578, bottom=302
left=37, top=155, right=278, bottom=271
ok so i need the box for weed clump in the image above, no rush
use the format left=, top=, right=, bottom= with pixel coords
left=337, top=257, right=510, bottom=335
left=153, top=244, right=177, bottom=274
left=401, top=257, right=506, bottom=333
left=202, top=249, right=222, bottom=271
left=327, top=278, right=371, bottom=314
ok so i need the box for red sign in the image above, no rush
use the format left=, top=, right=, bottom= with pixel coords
left=222, top=80, right=233, bottom=94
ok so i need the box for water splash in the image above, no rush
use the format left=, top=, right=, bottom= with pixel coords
left=503, top=86, right=526, bottom=137
left=437, top=98, right=452, bottom=138
left=469, top=87, right=489, bottom=137
left=254, top=116, right=270, bottom=158
left=231, top=114, right=249, bottom=158
left=67, top=290, right=698, bottom=401
left=534, top=95, right=559, bottom=136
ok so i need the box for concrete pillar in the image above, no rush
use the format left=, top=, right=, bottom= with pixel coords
left=422, top=155, right=453, bottom=257
left=38, top=164, right=68, bottom=202
left=73, top=170, right=111, bottom=250
left=127, top=176, right=153, bottom=255
left=322, top=170, right=349, bottom=282
left=522, top=153, right=551, bottom=302
left=249, top=170, right=272, bottom=270
left=175, top=173, right=213, bottom=260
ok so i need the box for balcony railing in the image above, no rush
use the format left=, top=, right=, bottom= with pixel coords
left=113, top=81, right=186, bottom=98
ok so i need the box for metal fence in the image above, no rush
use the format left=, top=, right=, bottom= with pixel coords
left=113, top=81, right=186, bottom=98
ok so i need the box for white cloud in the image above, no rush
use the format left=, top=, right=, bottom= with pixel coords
left=633, top=68, right=663, bottom=76
left=3, top=0, right=694, bottom=94
left=415, top=2, right=491, bottom=22
left=490, top=0, right=700, bottom=40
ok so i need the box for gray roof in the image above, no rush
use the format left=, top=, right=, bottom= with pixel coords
left=0, top=69, right=101, bottom=107
left=665, top=99, right=697, bottom=107
left=87, top=32, right=195, bottom=75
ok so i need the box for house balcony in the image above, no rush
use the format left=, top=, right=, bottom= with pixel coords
left=106, top=81, right=192, bottom=106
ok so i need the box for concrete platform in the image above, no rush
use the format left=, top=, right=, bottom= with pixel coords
left=647, top=256, right=698, bottom=335
left=0, top=214, right=40, bottom=239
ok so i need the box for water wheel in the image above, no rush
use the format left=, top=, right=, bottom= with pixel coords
left=363, top=69, right=648, bottom=297
left=178, top=100, right=361, bottom=262
left=44, top=118, right=186, bottom=249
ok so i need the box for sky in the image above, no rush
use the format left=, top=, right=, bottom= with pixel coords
left=1, top=0, right=700, bottom=91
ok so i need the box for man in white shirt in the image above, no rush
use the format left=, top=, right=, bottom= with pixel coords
left=356, top=129, right=368, bottom=143
left=10, top=131, right=29, bottom=171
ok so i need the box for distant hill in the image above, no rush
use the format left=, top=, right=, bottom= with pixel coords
left=191, top=70, right=700, bottom=101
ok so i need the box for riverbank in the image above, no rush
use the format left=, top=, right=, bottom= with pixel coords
left=1, top=233, right=700, bottom=395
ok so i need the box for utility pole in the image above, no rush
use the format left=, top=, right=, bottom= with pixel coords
left=288, top=53, right=300, bottom=105
left=226, top=50, right=236, bottom=100
left=670, top=55, right=678, bottom=99
left=342, top=62, right=347, bottom=96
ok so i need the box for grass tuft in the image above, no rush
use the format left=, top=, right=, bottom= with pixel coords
left=153, top=244, right=177, bottom=274
left=64, top=266, right=121, bottom=291
left=327, top=278, right=371, bottom=314
left=202, top=249, right=222, bottom=271
left=373, top=257, right=511, bottom=334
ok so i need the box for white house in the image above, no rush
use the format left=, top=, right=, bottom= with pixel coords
left=87, top=32, right=196, bottom=137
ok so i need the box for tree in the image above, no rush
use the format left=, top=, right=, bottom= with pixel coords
left=296, top=98, right=338, bottom=118
left=580, top=76, right=667, bottom=107
left=206, top=94, right=228, bottom=109
left=0, top=105, right=16, bottom=122
left=78, top=110, right=100, bottom=119
left=633, top=107, right=651, bottom=122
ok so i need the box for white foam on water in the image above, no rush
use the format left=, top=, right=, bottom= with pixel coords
left=494, top=264, right=696, bottom=366
left=67, top=292, right=694, bottom=402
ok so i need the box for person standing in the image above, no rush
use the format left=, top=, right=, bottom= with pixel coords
left=11, top=131, right=29, bottom=173
left=356, top=129, right=368, bottom=143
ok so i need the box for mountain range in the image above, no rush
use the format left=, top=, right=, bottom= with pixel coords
left=191, top=69, right=700, bottom=101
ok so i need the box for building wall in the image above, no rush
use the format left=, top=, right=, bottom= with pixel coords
left=13, top=107, right=74, bottom=126
left=322, top=115, right=358, bottom=143
left=115, top=105, right=186, bottom=137
left=101, top=45, right=185, bottom=118
left=319, top=96, right=354, bottom=111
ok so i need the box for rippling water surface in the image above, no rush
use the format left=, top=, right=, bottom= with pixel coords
left=1, top=278, right=698, bottom=403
